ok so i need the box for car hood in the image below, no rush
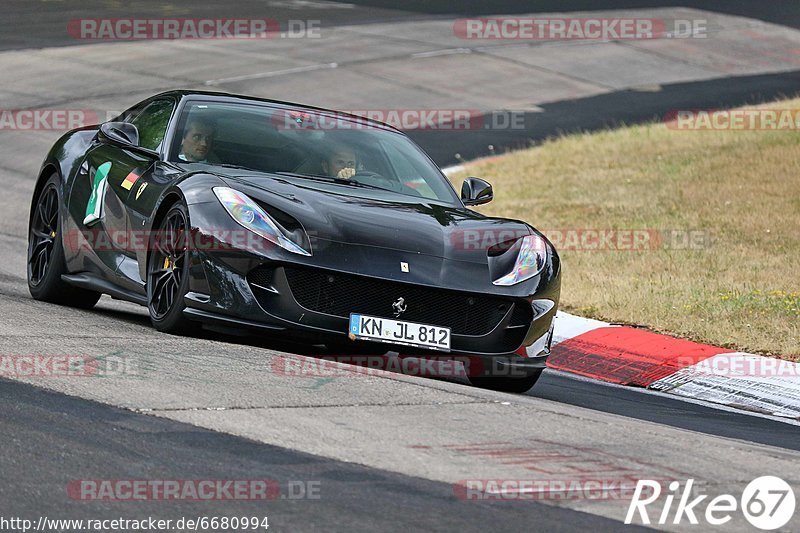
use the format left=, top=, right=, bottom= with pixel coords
left=217, top=173, right=532, bottom=265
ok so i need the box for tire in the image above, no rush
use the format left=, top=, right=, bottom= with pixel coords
left=27, top=173, right=101, bottom=309
left=469, top=369, right=543, bottom=394
left=147, top=202, right=193, bottom=334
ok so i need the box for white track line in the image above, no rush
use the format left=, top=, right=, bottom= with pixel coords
left=206, top=62, right=338, bottom=86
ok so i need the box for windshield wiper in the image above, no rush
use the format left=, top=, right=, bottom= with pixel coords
left=215, top=163, right=257, bottom=171
left=274, top=172, right=390, bottom=191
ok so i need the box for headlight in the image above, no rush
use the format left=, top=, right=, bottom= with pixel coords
left=492, top=234, right=547, bottom=286
left=212, top=187, right=311, bottom=256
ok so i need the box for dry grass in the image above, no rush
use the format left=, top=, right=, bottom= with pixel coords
left=449, top=99, right=800, bottom=359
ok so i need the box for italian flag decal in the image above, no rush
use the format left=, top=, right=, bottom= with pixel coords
left=83, top=162, right=111, bottom=226
left=121, top=171, right=140, bottom=191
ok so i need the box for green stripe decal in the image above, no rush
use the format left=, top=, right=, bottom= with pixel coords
left=83, top=162, right=112, bottom=226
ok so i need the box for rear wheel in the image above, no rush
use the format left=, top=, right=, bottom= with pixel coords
left=147, top=202, right=193, bottom=334
left=469, top=370, right=543, bottom=394
left=27, top=173, right=101, bottom=308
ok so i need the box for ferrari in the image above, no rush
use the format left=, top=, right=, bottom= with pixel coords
left=27, top=90, right=560, bottom=392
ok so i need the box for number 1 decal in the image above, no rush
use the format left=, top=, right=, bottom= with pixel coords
left=83, top=162, right=112, bottom=226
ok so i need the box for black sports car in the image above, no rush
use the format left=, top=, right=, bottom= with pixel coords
left=27, top=90, right=560, bottom=392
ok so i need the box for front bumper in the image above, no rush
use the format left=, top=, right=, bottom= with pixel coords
left=184, top=252, right=556, bottom=361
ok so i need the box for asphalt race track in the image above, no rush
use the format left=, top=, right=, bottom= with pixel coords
left=2, top=378, right=648, bottom=533
left=1, top=1, right=799, bottom=531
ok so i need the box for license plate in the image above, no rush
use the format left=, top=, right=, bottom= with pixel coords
left=348, top=314, right=451, bottom=352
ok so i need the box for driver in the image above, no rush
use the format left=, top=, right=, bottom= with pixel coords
left=179, top=117, right=217, bottom=163
left=321, top=144, right=357, bottom=180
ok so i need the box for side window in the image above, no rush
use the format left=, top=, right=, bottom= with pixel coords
left=130, top=100, right=174, bottom=151
left=115, top=103, right=146, bottom=123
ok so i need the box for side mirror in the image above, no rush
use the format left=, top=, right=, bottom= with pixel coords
left=99, top=122, right=140, bottom=147
left=461, top=177, right=493, bottom=206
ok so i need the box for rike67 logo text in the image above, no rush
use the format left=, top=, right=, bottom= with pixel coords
left=626, top=477, right=795, bottom=530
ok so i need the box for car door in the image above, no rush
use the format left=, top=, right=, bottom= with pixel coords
left=116, top=98, right=177, bottom=289
left=73, top=98, right=175, bottom=288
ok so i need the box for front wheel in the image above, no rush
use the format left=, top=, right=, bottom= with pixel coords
left=147, top=202, right=193, bottom=334
left=27, top=173, right=101, bottom=309
left=469, top=369, right=543, bottom=394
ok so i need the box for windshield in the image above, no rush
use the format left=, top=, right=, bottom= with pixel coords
left=170, top=100, right=460, bottom=205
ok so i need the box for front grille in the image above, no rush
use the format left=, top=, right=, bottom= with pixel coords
left=248, top=267, right=273, bottom=288
left=278, top=266, right=528, bottom=336
left=509, top=299, right=532, bottom=326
